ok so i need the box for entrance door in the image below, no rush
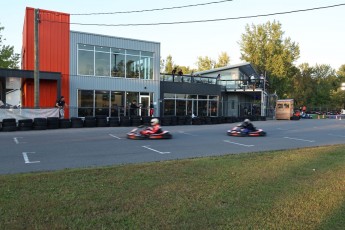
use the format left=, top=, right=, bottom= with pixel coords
left=139, top=95, right=150, bottom=116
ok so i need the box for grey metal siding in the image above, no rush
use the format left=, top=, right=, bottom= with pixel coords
left=69, top=31, right=160, bottom=117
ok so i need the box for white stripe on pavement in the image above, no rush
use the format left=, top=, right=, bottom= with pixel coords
left=223, top=140, right=254, bottom=147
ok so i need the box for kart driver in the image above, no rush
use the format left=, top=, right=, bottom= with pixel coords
left=240, top=119, right=256, bottom=131
left=141, top=118, right=162, bottom=135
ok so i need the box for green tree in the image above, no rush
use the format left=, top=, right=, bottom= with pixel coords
left=0, top=24, right=20, bottom=69
left=163, top=55, right=174, bottom=74
left=196, top=56, right=215, bottom=71
left=291, top=63, right=314, bottom=107
left=214, top=52, right=230, bottom=68
left=239, top=20, right=300, bottom=96
left=329, top=64, right=345, bottom=110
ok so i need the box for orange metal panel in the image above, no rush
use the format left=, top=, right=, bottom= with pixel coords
left=22, top=79, right=57, bottom=108
left=22, top=8, right=70, bottom=114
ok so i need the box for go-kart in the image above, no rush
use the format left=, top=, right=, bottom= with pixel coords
left=127, top=125, right=172, bottom=140
left=227, top=124, right=266, bottom=137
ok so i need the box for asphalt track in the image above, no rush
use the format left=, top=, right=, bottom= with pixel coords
left=1, top=119, right=344, bottom=174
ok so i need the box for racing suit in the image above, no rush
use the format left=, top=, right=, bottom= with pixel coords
left=141, top=124, right=162, bottom=135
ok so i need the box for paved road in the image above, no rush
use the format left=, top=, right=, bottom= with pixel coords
left=1, top=119, right=344, bottom=174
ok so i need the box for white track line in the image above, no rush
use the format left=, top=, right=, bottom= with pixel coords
left=328, top=133, right=345, bottom=138
left=223, top=140, right=254, bottom=147
left=142, top=145, right=170, bottom=154
left=22, top=152, right=40, bottom=164
left=109, top=134, right=122, bottom=139
left=178, top=131, right=198, bottom=136
left=284, top=137, right=315, bottom=142
left=14, top=137, right=20, bottom=144
left=14, top=137, right=26, bottom=144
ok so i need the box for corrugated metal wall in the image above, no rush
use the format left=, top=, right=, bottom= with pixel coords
left=69, top=31, right=161, bottom=117
left=22, top=8, right=70, bottom=109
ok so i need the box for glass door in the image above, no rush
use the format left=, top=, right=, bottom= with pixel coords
left=139, top=95, right=150, bottom=116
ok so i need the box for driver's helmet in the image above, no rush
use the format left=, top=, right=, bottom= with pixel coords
left=244, top=119, right=251, bottom=124
left=151, top=118, right=159, bottom=125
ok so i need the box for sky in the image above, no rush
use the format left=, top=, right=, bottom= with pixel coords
left=1, top=0, right=344, bottom=70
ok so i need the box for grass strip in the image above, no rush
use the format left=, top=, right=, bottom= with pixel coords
left=1, top=145, right=344, bottom=229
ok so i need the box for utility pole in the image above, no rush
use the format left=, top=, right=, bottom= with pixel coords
left=34, top=8, right=40, bottom=108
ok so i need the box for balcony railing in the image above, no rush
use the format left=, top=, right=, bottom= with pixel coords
left=160, top=73, right=267, bottom=91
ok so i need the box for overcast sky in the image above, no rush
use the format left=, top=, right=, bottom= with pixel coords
left=1, top=0, right=344, bottom=70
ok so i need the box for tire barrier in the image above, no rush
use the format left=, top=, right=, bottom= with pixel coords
left=170, top=116, right=177, bottom=126
left=84, top=116, right=97, bottom=128
left=119, top=116, right=130, bottom=127
left=108, top=117, right=119, bottom=127
left=18, top=119, right=33, bottom=131
left=130, top=116, right=141, bottom=127
left=192, top=117, right=202, bottom=125
left=59, top=119, right=71, bottom=129
left=71, top=117, right=84, bottom=128
left=141, top=116, right=151, bottom=126
left=161, top=116, right=172, bottom=126
left=96, top=115, right=108, bottom=127
left=33, top=118, right=47, bottom=130
left=0, top=115, right=259, bottom=132
left=2, top=118, right=17, bottom=132
left=185, top=116, right=192, bottom=125
left=47, top=117, right=59, bottom=129
left=177, top=116, right=186, bottom=125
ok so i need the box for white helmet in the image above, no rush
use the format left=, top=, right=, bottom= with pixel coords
left=151, top=118, right=159, bottom=125
left=244, top=119, right=251, bottom=124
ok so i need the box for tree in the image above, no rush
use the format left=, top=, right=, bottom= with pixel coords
left=196, top=56, right=215, bottom=71
left=0, top=24, right=20, bottom=69
left=214, top=52, right=230, bottom=68
left=163, top=55, right=174, bottom=74
left=239, top=20, right=300, bottom=96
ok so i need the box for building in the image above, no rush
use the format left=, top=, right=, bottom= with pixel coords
left=0, top=7, right=269, bottom=121
left=160, top=63, right=269, bottom=118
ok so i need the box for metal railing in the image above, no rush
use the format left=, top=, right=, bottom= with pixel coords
left=160, top=73, right=267, bottom=91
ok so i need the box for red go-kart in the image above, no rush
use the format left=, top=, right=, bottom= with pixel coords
left=127, top=126, right=172, bottom=140
left=227, top=125, right=266, bottom=137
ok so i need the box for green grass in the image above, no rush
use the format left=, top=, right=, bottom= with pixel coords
left=1, top=145, right=345, bottom=229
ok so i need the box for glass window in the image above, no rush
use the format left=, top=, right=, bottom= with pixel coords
left=198, top=100, right=208, bottom=117
left=141, top=51, right=153, bottom=57
left=163, top=99, right=175, bottom=116
left=78, top=44, right=93, bottom=51
left=126, top=55, right=140, bottom=78
left=78, top=90, right=93, bottom=107
left=176, top=100, right=186, bottom=116
left=111, top=91, right=124, bottom=117
left=164, top=93, right=175, bottom=99
left=95, top=52, right=110, bottom=76
left=111, top=48, right=125, bottom=54
left=127, top=49, right=140, bottom=56
left=111, top=53, right=125, bottom=77
left=95, top=46, right=110, bottom=52
left=78, top=49, right=94, bottom=75
left=209, top=101, right=218, bottom=116
left=176, top=94, right=186, bottom=99
left=187, top=95, right=198, bottom=99
left=95, top=90, right=110, bottom=116
left=78, top=90, right=94, bottom=117
left=126, top=92, right=139, bottom=116
left=140, top=56, right=153, bottom=79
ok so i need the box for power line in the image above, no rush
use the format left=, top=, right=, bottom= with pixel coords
left=68, top=3, right=345, bottom=27
left=71, top=0, right=233, bottom=16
